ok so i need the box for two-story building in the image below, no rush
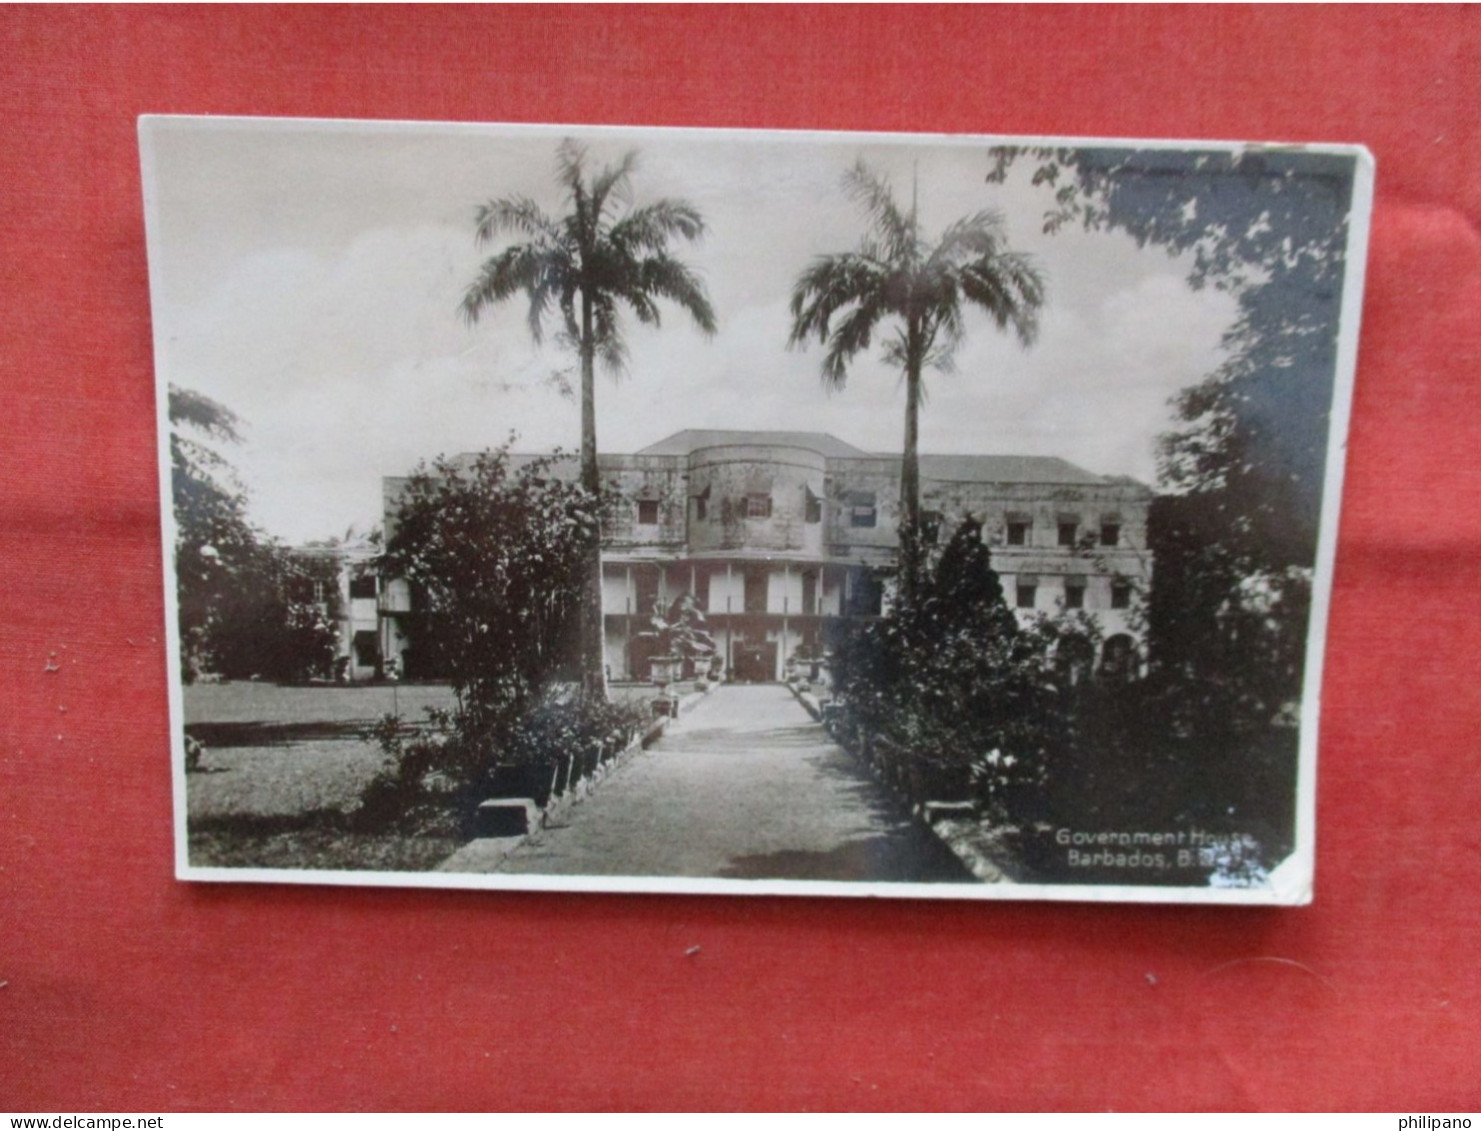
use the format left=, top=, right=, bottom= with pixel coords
left=380, top=429, right=1152, bottom=683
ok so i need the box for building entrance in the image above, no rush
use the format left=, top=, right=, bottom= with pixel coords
left=732, top=641, right=778, bottom=683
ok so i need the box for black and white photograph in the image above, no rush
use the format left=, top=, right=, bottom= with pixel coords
left=142, top=117, right=1371, bottom=903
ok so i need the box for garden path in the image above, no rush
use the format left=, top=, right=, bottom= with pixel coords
left=490, top=683, right=974, bottom=883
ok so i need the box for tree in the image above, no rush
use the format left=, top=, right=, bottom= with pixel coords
left=170, top=385, right=340, bottom=684
left=787, top=161, right=1046, bottom=592
left=986, top=146, right=1359, bottom=734
left=382, top=445, right=601, bottom=734
left=986, top=145, right=1357, bottom=562
left=170, top=385, right=260, bottom=680
left=460, top=141, right=718, bottom=702
left=829, top=518, right=1060, bottom=811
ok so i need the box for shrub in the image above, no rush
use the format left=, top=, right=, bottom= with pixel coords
left=831, top=519, right=1065, bottom=812
left=350, top=695, right=650, bottom=835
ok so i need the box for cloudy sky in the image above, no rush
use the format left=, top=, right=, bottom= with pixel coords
left=143, top=118, right=1239, bottom=545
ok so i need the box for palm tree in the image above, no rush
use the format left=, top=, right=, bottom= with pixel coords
left=788, top=161, right=1046, bottom=594
left=461, top=140, right=717, bottom=701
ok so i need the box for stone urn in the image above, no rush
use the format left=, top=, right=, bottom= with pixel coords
left=649, top=653, right=683, bottom=689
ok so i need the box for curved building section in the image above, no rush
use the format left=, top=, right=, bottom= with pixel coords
left=685, top=443, right=827, bottom=559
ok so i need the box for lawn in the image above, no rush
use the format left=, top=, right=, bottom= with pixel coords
left=185, top=681, right=461, bottom=871
left=184, top=680, right=661, bottom=872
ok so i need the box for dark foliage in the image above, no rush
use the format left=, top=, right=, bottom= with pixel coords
left=371, top=443, right=653, bottom=830
left=351, top=696, right=650, bottom=835
left=170, top=385, right=340, bottom=683
left=831, top=520, right=1063, bottom=815
left=383, top=443, right=601, bottom=733
left=987, top=145, right=1356, bottom=548
left=1144, top=494, right=1313, bottom=743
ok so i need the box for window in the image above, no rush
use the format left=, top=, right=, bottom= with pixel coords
left=349, top=575, right=377, bottom=599
left=1100, top=522, right=1121, bottom=547
left=1016, top=583, right=1037, bottom=609
left=1058, top=521, right=1078, bottom=548
left=746, top=493, right=772, bottom=519
left=804, top=487, right=822, bottom=524
left=1064, top=579, right=1086, bottom=610
left=1111, top=582, right=1132, bottom=610
left=694, top=492, right=708, bottom=522
left=1006, top=521, right=1030, bottom=546
left=801, top=570, right=818, bottom=615
left=637, top=499, right=660, bottom=525
left=850, top=504, right=877, bottom=528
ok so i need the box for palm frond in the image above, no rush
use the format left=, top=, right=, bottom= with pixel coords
left=633, top=255, right=718, bottom=336
left=928, top=209, right=1010, bottom=268
left=168, top=385, right=243, bottom=444
left=820, top=293, right=889, bottom=389
left=609, top=199, right=707, bottom=254
left=958, top=251, right=1045, bottom=346
left=787, top=253, right=888, bottom=346
left=465, top=142, right=715, bottom=386
left=472, top=196, right=558, bottom=247
left=461, top=243, right=568, bottom=337
left=589, top=292, right=629, bottom=375
left=842, top=160, right=916, bottom=262
left=587, top=150, right=640, bottom=222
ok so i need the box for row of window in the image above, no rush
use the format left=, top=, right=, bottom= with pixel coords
left=632, top=496, right=1124, bottom=549
left=1015, top=580, right=1133, bottom=610
left=622, top=568, right=829, bottom=617
left=639, top=494, right=794, bottom=525
left=1006, top=520, right=1120, bottom=548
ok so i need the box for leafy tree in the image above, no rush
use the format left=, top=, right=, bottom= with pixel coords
left=788, top=162, right=1046, bottom=591
left=460, top=141, right=718, bottom=702
left=208, top=550, right=340, bottom=683
left=382, top=444, right=602, bottom=734
left=987, top=146, right=1358, bottom=737
left=831, top=519, right=1060, bottom=810
left=985, top=145, right=1357, bottom=561
left=170, top=385, right=255, bottom=680
left=170, top=385, right=340, bottom=683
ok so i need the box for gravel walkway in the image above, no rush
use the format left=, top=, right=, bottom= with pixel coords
left=491, top=683, right=974, bottom=883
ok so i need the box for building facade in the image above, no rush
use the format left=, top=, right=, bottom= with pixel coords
left=291, top=534, right=387, bottom=682
left=380, top=430, right=1152, bottom=683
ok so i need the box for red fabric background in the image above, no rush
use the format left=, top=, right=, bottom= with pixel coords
left=2, top=5, right=1478, bottom=1112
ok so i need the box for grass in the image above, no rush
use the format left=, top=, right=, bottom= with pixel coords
left=184, top=681, right=462, bottom=872
left=183, top=679, right=662, bottom=873
left=188, top=813, right=461, bottom=872
left=184, top=681, right=459, bottom=727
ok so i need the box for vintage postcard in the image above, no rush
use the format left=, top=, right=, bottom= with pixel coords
left=141, top=117, right=1372, bottom=903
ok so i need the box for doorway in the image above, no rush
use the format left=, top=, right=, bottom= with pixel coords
left=733, top=641, right=777, bottom=683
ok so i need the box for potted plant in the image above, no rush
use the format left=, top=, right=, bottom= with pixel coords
left=636, top=594, right=717, bottom=693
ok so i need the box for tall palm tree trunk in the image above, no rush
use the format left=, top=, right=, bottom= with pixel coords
left=578, top=293, right=608, bottom=702
left=898, top=328, right=924, bottom=603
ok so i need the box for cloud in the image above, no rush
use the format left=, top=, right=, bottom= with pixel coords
left=148, top=122, right=1242, bottom=543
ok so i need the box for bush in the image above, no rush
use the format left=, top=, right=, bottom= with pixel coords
left=383, top=444, right=602, bottom=728
left=499, top=692, right=649, bottom=767
left=350, top=695, right=650, bottom=834
left=831, top=519, right=1063, bottom=812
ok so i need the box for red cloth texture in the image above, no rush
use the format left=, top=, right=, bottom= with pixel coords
left=2, top=5, right=1478, bottom=1112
